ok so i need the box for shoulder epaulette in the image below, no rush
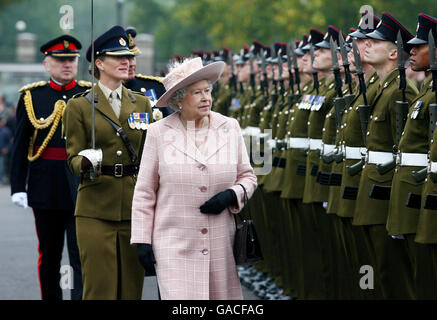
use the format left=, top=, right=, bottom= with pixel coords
left=18, top=81, right=47, bottom=93
left=78, top=80, right=92, bottom=87
left=72, top=89, right=91, bottom=99
left=135, top=74, right=163, bottom=83
left=127, top=88, right=144, bottom=95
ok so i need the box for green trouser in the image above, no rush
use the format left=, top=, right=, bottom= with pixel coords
left=275, top=195, right=296, bottom=298
left=312, top=204, right=336, bottom=299
left=261, top=191, right=284, bottom=288
left=348, top=223, right=384, bottom=299
left=282, top=198, right=303, bottom=299
left=250, top=187, right=270, bottom=275
left=297, top=202, right=328, bottom=299
left=367, top=225, right=416, bottom=299
left=76, top=217, right=144, bottom=300
left=414, top=243, right=437, bottom=299
left=332, top=216, right=356, bottom=299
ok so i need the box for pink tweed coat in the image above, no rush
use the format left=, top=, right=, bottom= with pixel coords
left=131, top=111, right=257, bottom=300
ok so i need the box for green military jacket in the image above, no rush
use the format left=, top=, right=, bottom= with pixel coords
left=280, top=80, right=314, bottom=199
left=241, top=85, right=262, bottom=128
left=353, top=69, right=418, bottom=226
left=257, top=87, right=281, bottom=186
left=213, top=84, right=231, bottom=116
left=302, top=77, right=337, bottom=203
left=63, top=84, right=153, bottom=221
left=337, top=71, right=379, bottom=218
left=387, top=75, right=434, bottom=235
left=228, top=85, right=249, bottom=121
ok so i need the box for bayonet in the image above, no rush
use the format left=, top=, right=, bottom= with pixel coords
left=429, top=30, right=437, bottom=99
left=397, top=30, right=407, bottom=102
left=290, top=41, right=301, bottom=94
left=261, top=49, right=268, bottom=94
left=277, top=48, right=285, bottom=96
left=286, top=42, right=295, bottom=95
left=310, top=45, right=319, bottom=95
left=330, top=37, right=343, bottom=97
left=352, top=38, right=368, bottom=106
left=249, top=46, right=255, bottom=91
left=339, top=32, right=353, bottom=94
left=271, top=43, right=278, bottom=94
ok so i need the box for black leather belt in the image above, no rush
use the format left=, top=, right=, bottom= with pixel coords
left=101, top=163, right=139, bottom=177
left=296, top=164, right=306, bottom=176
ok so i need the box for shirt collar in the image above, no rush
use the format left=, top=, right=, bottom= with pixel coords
left=49, top=78, right=77, bottom=91
left=98, top=81, right=123, bottom=101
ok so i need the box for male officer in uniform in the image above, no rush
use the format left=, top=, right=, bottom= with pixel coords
left=352, top=12, right=418, bottom=299
left=10, top=35, right=90, bottom=300
left=123, top=27, right=173, bottom=119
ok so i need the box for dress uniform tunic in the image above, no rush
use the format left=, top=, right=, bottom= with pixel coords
left=10, top=79, right=91, bottom=300
left=63, top=84, right=153, bottom=299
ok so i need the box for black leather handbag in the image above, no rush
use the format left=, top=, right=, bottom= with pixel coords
left=233, top=184, right=263, bottom=266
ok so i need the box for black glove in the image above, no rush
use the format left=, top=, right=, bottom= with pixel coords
left=200, top=189, right=237, bottom=214
left=137, top=244, right=156, bottom=276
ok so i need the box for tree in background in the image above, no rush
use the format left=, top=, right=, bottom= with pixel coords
left=128, top=0, right=436, bottom=71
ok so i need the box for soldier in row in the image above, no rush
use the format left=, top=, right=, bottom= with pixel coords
left=216, top=10, right=437, bottom=300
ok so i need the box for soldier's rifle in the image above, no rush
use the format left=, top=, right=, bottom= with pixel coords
left=271, top=43, right=279, bottom=96
left=261, top=49, right=269, bottom=97
left=417, top=30, right=437, bottom=183
left=310, top=45, right=319, bottom=95
left=346, top=38, right=369, bottom=176
left=277, top=48, right=286, bottom=99
left=339, top=33, right=356, bottom=106
left=248, top=47, right=257, bottom=102
left=290, top=41, right=302, bottom=95
left=286, top=42, right=296, bottom=96
left=322, top=38, right=346, bottom=164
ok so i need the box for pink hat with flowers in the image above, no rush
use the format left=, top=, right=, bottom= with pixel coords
left=156, top=57, right=225, bottom=107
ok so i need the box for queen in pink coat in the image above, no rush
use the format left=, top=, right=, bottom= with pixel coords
left=130, top=57, right=257, bottom=300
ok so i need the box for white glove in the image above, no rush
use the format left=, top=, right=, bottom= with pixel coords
left=391, top=234, right=405, bottom=240
left=266, top=139, right=276, bottom=150
left=12, top=192, right=28, bottom=209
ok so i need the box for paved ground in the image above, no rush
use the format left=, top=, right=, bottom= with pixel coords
left=0, top=184, right=258, bottom=300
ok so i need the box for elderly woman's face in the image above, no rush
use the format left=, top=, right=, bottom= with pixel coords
left=179, top=80, right=212, bottom=120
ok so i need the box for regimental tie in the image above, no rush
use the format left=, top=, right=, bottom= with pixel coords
left=109, top=91, right=121, bottom=118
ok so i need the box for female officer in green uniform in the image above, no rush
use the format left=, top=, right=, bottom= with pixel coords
left=63, top=26, right=153, bottom=299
